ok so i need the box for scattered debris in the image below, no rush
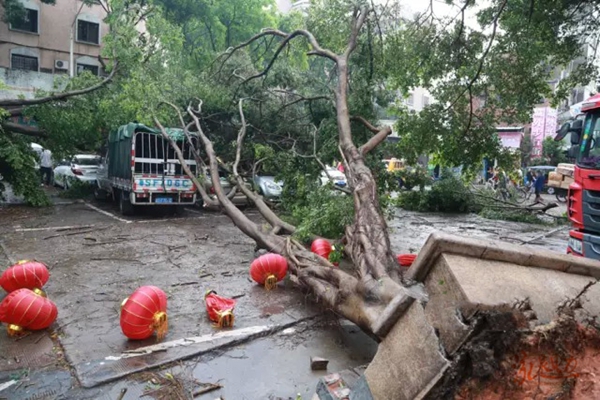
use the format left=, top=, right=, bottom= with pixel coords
left=116, top=388, right=127, bottom=400
left=90, top=257, right=143, bottom=263
left=171, top=281, right=199, bottom=287
left=43, top=229, right=95, bottom=240
left=311, top=356, right=329, bottom=371
left=192, top=383, right=222, bottom=397
left=316, top=373, right=352, bottom=399
left=521, top=226, right=569, bottom=245
left=15, top=224, right=96, bottom=233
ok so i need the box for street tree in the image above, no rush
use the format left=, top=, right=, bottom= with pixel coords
left=156, top=2, right=412, bottom=336
left=154, top=0, right=600, bottom=337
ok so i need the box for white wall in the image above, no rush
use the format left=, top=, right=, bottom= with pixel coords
left=402, top=87, right=433, bottom=113
left=0, top=66, right=67, bottom=99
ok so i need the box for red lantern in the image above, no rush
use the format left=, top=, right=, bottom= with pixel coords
left=311, top=239, right=332, bottom=260
left=0, top=288, right=57, bottom=336
left=397, top=254, right=417, bottom=267
left=250, top=253, right=288, bottom=290
left=120, top=286, right=168, bottom=341
left=0, top=260, right=50, bottom=294
left=204, top=290, right=236, bottom=328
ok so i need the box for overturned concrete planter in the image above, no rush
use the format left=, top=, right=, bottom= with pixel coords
left=362, top=232, right=600, bottom=400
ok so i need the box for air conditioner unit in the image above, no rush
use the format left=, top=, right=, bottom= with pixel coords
left=55, top=60, right=69, bottom=70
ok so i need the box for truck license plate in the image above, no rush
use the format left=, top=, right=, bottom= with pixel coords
left=156, top=197, right=173, bottom=204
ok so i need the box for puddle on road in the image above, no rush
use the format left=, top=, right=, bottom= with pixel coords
left=184, top=320, right=377, bottom=399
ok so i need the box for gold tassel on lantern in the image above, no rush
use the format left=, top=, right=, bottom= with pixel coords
left=7, top=324, right=24, bottom=337
left=215, top=310, right=235, bottom=328
left=153, top=312, right=168, bottom=341
left=264, top=274, right=278, bottom=290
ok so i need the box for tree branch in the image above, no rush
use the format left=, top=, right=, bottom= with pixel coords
left=272, top=93, right=331, bottom=115
left=445, top=0, right=507, bottom=112
left=0, top=62, right=118, bottom=108
left=344, top=7, right=369, bottom=59
left=1, top=122, right=48, bottom=138
left=231, top=98, right=297, bottom=234
left=184, top=101, right=283, bottom=252
left=152, top=116, right=217, bottom=207
left=290, top=125, right=352, bottom=195
left=351, top=116, right=393, bottom=154
left=359, top=126, right=392, bottom=155
left=351, top=115, right=383, bottom=133
left=7, top=108, right=25, bottom=117
left=217, top=28, right=338, bottom=81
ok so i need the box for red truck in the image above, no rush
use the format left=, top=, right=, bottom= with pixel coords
left=562, top=94, right=600, bottom=259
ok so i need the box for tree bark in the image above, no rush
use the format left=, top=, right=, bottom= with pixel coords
left=1, top=122, right=48, bottom=138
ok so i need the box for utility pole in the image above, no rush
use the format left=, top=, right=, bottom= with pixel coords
left=69, top=1, right=86, bottom=77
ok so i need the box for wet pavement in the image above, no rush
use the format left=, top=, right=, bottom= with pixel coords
left=0, top=191, right=570, bottom=399
left=390, top=193, right=569, bottom=255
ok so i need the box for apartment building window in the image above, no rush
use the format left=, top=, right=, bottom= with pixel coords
left=423, top=95, right=430, bottom=106
left=406, top=94, right=414, bottom=106
left=77, top=64, right=99, bottom=76
left=11, top=54, right=39, bottom=72
left=10, top=8, right=39, bottom=33
left=77, top=20, right=100, bottom=44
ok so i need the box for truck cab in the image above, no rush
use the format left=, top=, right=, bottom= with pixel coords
left=564, top=94, right=600, bottom=259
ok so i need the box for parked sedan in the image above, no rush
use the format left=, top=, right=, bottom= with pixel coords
left=320, top=167, right=347, bottom=188
left=254, top=175, right=283, bottom=201
left=202, top=167, right=251, bottom=208
left=54, top=155, right=101, bottom=189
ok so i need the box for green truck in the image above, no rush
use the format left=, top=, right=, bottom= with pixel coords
left=94, top=123, right=198, bottom=215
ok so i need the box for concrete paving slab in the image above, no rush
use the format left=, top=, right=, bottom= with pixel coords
left=0, top=369, right=72, bottom=400
left=75, top=316, right=318, bottom=388
left=0, top=332, right=57, bottom=373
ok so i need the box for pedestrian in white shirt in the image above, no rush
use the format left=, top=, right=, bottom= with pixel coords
left=40, top=148, right=53, bottom=186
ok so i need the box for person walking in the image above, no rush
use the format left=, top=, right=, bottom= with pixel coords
left=525, top=169, right=534, bottom=187
left=534, top=170, right=545, bottom=204
left=40, top=148, right=53, bottom=186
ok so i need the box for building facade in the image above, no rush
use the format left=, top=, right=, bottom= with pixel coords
left=550, top=41, right=600, bottom=125
left=402, top=87, right=432, bottom=113
left=0, top=0, right=109, bottom=99
left=276, top=0, right=310, bottom=13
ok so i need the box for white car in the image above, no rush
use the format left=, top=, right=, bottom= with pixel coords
left=320, top=167, right=347, bottom=188
left=54, top=155, right=101, bottom=189
left=31, top=143, right=43, bottom=172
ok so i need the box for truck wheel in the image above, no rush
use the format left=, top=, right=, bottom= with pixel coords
left=94, top=186, right=108, bottom=201
left=547, top=187, right=555, bottom=195
left=176, top=205, right=188, bottom=215
left=119, top=191, right=135, bottom=216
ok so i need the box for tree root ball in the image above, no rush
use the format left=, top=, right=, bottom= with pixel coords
left=454, top=317, right=600, bottom=400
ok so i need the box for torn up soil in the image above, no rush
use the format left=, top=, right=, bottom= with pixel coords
left=453, top=316, right=600, bottom=400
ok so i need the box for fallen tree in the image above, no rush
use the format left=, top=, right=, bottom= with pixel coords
left=152, top=5, right=423, bottom=338
left=151, top=0, right=596, bottom=338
